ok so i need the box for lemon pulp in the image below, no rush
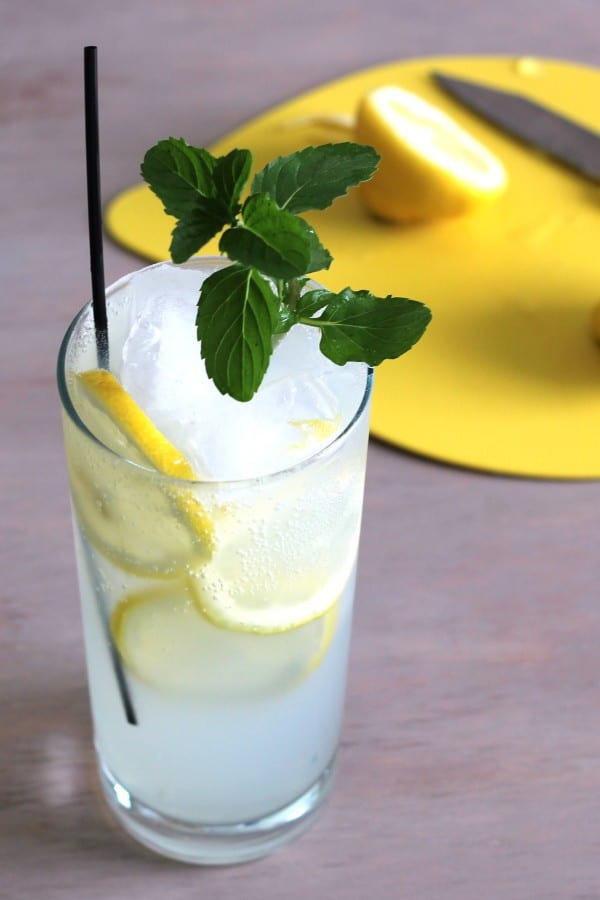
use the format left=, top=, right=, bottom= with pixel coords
left=355, top=85, right=507, bottom=221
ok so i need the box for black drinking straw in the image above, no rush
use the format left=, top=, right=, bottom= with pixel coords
left=84, top=46, right=137, bottom=726
left=84, top=45, right=109, bottom=369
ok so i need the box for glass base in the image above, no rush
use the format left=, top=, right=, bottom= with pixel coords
left=98, top=755, right=336, bottom=865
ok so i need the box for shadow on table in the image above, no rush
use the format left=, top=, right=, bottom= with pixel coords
left=0, top=676, right=170, bottom=870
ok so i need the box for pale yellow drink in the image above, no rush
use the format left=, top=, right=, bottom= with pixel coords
left=58, top=257, right=372, bottom=863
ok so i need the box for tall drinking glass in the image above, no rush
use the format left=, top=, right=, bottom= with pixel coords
left=58, top=257, right=373, bottom=864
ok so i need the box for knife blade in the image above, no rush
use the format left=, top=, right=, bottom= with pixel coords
left=431, top=71, right=600, bottom=182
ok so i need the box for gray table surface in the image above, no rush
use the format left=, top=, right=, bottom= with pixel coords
left=2, top=2, right=600, bottom=898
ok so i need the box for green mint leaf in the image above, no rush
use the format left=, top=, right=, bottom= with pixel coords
left=169, top=200, right=234, bottom=263
left=196, top=264, right=278, bottom=402
left=251, top=143, right=380, bottom=213
left=141, top=138, right=217, bottom=218
left=296, top=289, right=330, bottom=318
left=305, top=231, right=332, bottom=274
left=213, top=148, right=252, bottom=213
left=219, top=193, right=315, bottom=280
left=274, top=306, right=299, bottom=334
left=142, top=136, right=432, bottom=401
left=303, top=288, right=432, bottom=366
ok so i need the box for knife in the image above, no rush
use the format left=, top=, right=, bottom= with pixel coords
left=431, top=71, right=600, bottom=183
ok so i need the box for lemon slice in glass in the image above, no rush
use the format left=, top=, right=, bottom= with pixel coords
left=355, top=85, right=507, bottom=221
left=186, top=452, right=361, bottom=634
left=67, top=369, right=214, bottom=577
left=111, top=582, right=338, bottom=696
left=288, top=416, right=341, bottom=451
left=189, top=548, right=354, bottom=635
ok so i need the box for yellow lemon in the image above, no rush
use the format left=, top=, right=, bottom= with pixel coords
left=110, top=582, right=339, bottom=695
left=67, top=369, right=215, bottom=577
left=190, top=565, right=347, bottom=635
left=355, top=85, right=508, bottom=221
left=287, top=416, right=341, bottom=450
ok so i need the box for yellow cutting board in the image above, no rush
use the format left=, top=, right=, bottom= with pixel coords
left=105, top=55, right=600, bottom=479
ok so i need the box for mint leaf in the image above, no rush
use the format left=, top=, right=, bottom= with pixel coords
left=213, top=148, right=252, bottom=213
left=219, top=193, right=319, bottom=280
left=296, top=289, right=330, bottom=318
left=169, top=200, right=234, bottom=263
left=141, top=138, right=217, bottom=217
left=303, top=289, right=432, bottom=366
left=305, top=229, right=332, bottom=273
left=274, top=306, right=299, bottom=334
left=196, top=264, right=278, bottom=401
left=251, top=143, right=380, bottom=213
left=143, top=142, right=252, bottom=262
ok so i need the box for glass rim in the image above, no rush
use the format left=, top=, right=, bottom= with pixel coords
left=57, top=257, right=374, bottom=488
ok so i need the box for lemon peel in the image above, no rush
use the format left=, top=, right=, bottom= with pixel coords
left=78, top=368, right=198, bottom=478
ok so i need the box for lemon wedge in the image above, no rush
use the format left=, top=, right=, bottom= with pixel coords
left=66, top=369, right=214, bottom=577
left=355, top=85, right=507, bottom=221
left=111, top=582, right=338, bottom=696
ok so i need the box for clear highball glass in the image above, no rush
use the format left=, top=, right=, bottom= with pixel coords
left=57, top=257, right=373, bottom=864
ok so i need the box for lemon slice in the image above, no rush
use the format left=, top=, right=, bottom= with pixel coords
left=66, top=369, right=214, bottom=577
left=185, top=454, right=361, bottom=634
left=189, top=551, right=354, bottom=635
left=355, top=85, right=507, bottom=221
left=111, top=582, right=338, bottom=696
left=287, top=416, right=340, bottom=451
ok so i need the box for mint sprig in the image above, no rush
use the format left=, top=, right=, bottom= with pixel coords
left=142, top=138, right=432, bottom=401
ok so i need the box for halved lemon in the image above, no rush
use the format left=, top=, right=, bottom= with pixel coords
left=110, top=582, right=339, bottom=696
left=355, top=85, right=507, bottom=221
left=66, top=369, right=214, bottom=577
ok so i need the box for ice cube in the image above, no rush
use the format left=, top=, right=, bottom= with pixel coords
left=117, top=263, right=367, bottom=480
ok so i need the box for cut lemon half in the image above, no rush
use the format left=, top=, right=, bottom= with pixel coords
left=110, top=582, right=338, bottom=696
left=66, top=369, right=214, bottom=577
left=355, top=85, right=507, bottom=221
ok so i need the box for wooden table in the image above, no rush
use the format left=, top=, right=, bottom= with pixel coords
left=2, top=2, right=599, bottom=897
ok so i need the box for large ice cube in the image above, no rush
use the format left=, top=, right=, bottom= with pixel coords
left=117, top=262, right=366, bottom=480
